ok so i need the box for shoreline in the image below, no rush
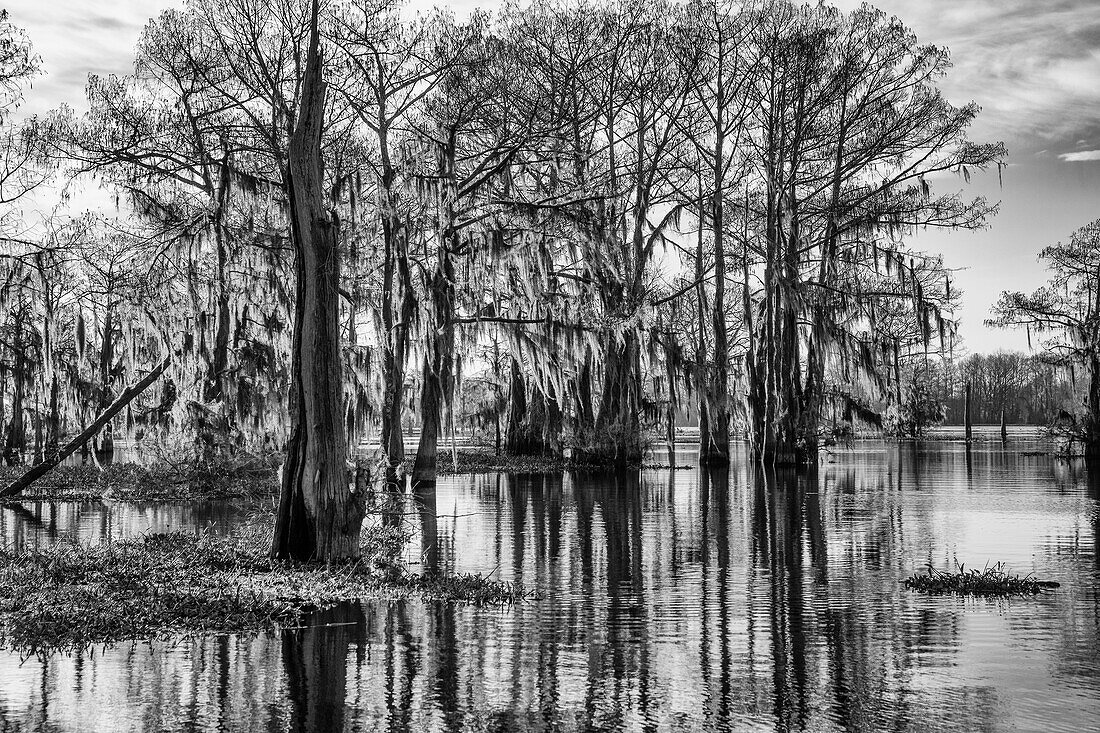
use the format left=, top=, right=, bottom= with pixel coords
left=0, top=432, right=1062, bottom=504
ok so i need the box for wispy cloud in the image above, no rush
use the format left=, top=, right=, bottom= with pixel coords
left=833, top=0, right=1100, bottom=155
left=5, top=1, right=181, bottom=119
left=1060, top=150, right=1100, bottom=162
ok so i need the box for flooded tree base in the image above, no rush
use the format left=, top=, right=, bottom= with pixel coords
left=0, top=515, right=528, bottom=654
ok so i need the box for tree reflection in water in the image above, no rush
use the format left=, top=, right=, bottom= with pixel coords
left=281, top=603, right=364, bottom=732
left=0, top=444, right=1097, bottom=731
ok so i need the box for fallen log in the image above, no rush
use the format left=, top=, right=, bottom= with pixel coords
left=1, top=356, right=171, bottom=498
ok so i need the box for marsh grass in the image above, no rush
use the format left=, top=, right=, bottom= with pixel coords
left=0, top=447, right=696, bottom=505
left=0, top=459, right=280, bottom=503
left=425, top=448, right=697, bottom=474
left=903, top=561, right=1060, bottom=596
left=0, top=515, right=530, bottom=654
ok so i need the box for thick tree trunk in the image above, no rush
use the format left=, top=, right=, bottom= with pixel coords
left=199, top=185, right=233, bottom=460
left=593, top=329, right=643, bottom=465
left=378, top=288, right=409, bottom=525
left=379, top=274, right=411, bottom=479
left=412, top=136, right=457, bottom=488
left=412, top=259, right=454, bottom=487
left=378, top=121, right=415, bottom=495
left=504, top=358, right=530, bottom=455
left=504, top=359, right=560, bottom=457
left=572, top=350, right=597, bottom=450
left=271, top=9, right=364, bottom=561
left=545, top=381, right=563, bottom=455
left=747, top=198, right=807, bottom=465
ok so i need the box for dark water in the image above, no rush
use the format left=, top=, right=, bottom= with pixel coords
left=0, top=441, right=1097, bottom=732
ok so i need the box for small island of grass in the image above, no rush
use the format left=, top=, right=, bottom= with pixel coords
left=903, top=562, right=1060, bottom=596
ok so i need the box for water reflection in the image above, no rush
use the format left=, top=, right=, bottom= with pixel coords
left=282, top=603, right=365, bottom=732
left=0, top=501, right=252, bottom=550
left=0, top=441, right=1097, bottom=731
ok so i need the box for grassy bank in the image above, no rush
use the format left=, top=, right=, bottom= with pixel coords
left=0, top=516, right=529, bottom=654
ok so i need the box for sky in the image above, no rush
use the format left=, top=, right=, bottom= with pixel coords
left=4, top=0, right=1099, bottom=354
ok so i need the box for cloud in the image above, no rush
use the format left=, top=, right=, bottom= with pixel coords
left=831, top=0, right=1100, bottom=155
left=1060, top=150, right=1100, bottom=162
left=4, top=1, right=181, bottom=119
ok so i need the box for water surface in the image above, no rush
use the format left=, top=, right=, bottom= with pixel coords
left=0, top=440, right=1096, bottom=732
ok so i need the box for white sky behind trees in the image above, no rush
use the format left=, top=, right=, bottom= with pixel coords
left=4, top=0, right=1099, bottom=353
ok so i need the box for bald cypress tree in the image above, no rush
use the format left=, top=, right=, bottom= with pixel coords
left=271, top=1, right=364, bottom=561
left=990, top=220, right=1100, bottom=455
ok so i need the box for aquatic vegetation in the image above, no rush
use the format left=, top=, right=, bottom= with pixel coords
left=0, top=458, right=280, bottom=503
left=0, top=517, right=530, bottom=654
left=424, top=448, right=688, bottom=475
left=425, top=450, right=573, bottom=476
left=903, top=562, right=1060, bottom=596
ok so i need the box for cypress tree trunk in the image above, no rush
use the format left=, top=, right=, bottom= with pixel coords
left=695, top=197, right=712, bottom=464
left=45, top=374, right=60, bottom=457
left=572, top=350, right=597, bottom=452
left=379, top=272, right=412, bottom=483
left=593, top=329, right=643, bottom=466
left=206, top=159, right=232, bottom=407
left=3, top=326, right=26, bottom=466
left=964, top=382, right=973, bottom=445
left=199, top=159, right=234, bottom=460
left=271, top=5, right=364, bottom=561
left=504, top=360, right=560, bottom=457
left=97, top=308, right=115, bottom=461
left=1086, top=356, right=1100, bottom=456
left=412, top=135, right=457, bottom=488
left=703, top=134, right=730, bottom=466
left=411, top=253, right=455, bottom=487
left=545, top=381, right=563, bottom=455
left=378, top=120, right=414, bottom=494
left=504, top=359, right=530, bottom=455
left=747, top=205, right=807, bottom=465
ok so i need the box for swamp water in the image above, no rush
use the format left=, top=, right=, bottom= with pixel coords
left=0, top=440, right=1097, bottom=732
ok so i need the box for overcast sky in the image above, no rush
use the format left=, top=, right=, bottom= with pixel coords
left=5, top=0, right=1099, bottom=354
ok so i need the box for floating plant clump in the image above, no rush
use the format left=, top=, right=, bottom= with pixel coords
left=903, top=562, right=1060, bottom=596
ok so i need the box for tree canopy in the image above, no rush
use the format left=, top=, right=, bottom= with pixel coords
left=0, top=0, right=1006, bottom=519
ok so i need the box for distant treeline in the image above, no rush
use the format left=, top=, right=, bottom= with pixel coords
left=914, top=352, right=1076, bottom=425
